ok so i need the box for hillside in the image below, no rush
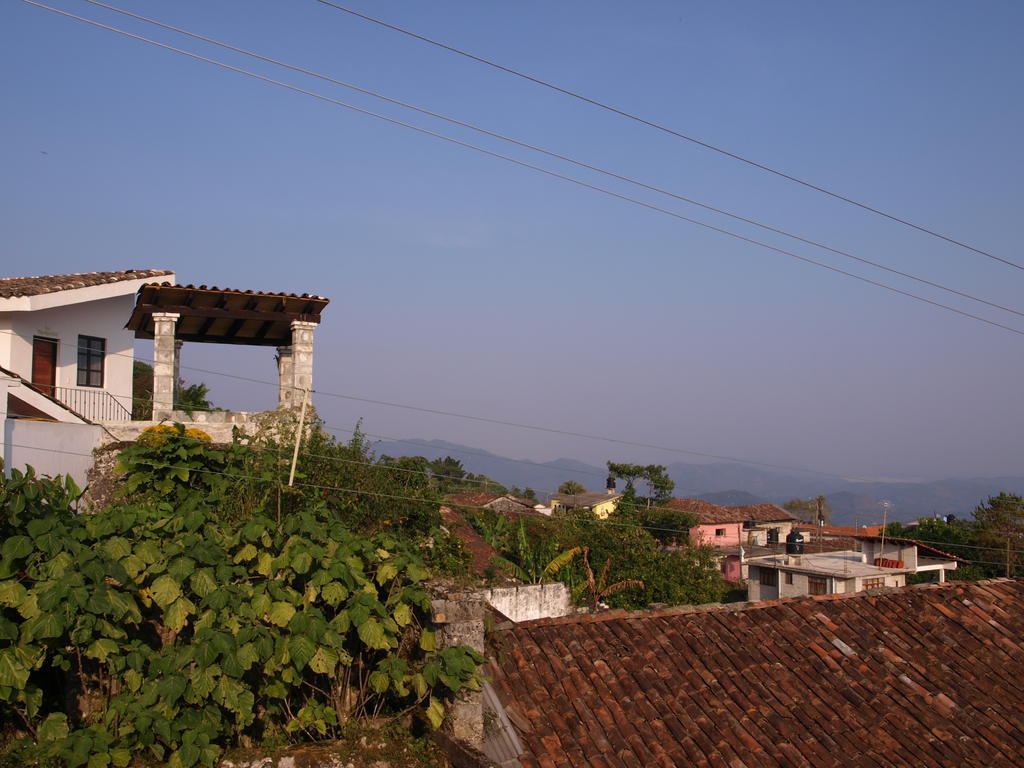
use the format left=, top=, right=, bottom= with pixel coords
left=371, top=438, right=1024, bottom=524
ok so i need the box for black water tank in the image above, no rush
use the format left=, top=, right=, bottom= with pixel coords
left=767, top=527, right=780, bottom=545
left=785, top=530, right=805, bottom=555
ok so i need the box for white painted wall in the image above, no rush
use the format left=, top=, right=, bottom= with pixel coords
left=0, top=293, right=137, bottom=416
left=4, top=419, right=103, bottom=490
left=482, top=583, right=573, bottom=623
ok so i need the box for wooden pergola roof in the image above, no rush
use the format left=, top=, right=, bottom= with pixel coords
left=127, top=283, right=329, bottom=346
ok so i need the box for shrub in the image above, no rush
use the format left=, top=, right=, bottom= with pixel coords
left=0, top=469, right=482, bottom=767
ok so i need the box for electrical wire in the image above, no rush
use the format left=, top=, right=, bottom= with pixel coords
left=7, top=441, right=1022, bottom=571
left=310, top=0, right=1022, bottom=271
left=18, top=1, right=1024, bottom=340
left=68, top=0, right=1024, bottom=321
left=0, top=324, right=1015, bottom=490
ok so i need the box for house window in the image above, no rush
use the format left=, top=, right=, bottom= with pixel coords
left=808, top=576, right=828, bottom=596
left=759, top=568, right=778, bottom=587
left=863, top=577, right=885, bottom=590
left=77, top=336, right=105, bottom=388
left=715, top=528, right=726, bottom=537
left=784, top=572, right=793, bottom=585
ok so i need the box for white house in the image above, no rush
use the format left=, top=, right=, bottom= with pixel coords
left=1, top=269, right=174, bottom=486
left=1, top=269, right=174, bottom=422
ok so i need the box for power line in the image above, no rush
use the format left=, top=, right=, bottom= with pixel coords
left=8, top=441, right=1023, bottom=572
left=19, top=3, right=1024, bottom=338
left=310, top=0, right=1021, bottom=272
left=0, top=325, right=1007, bottom=487
left=70, top=0, right=1024, bottom=321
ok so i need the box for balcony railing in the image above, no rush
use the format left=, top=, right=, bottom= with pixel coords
left=52, top=386, right=132, bottom=422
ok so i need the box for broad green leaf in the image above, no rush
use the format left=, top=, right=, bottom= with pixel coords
left=309, top=645, right=339, bottom=676
left=426, top=697, right=445, bottom=729
left=123, top=669, right=143, bottom=693
left=376, top=563, right=398, bottom=584
left=36, top=712, right=69, bottom=741
left=267, top=601, right=295, bottom=627
left=102, top=537, right=132, bottom=560
left=24, top=611, right=63, bottom=640
left=256, top=552, right=274, bottom=577
left=288, top=635, right=316, bottom=671
left=392, top=602, right=412, bottom=627
left=110, top=749, right=131, bottom=768
left=233, top=544, right=258, bottom=563
left=164, top=597, right=195, bottom=632
left=321, top=582, right=347, bottom=607
left=1, top=536, right=33, bottom=560
left=0, top=581, right=27, bottom=608
left=290, top=551, right=313, bottom=574
left=189, top=568, right=217, bottom=598
left=357, top=617, right=389, bottom=650
left=411, top=673, right=427, bottom=698
left=150, top=574, right=182, bottom=608
left=368, top=670, right=389, bottom=694
left=87, top=752, right=111, bottom=768
left=419, top=628, right=437, bottom=651
left=85, top=638, right=118, bottom=663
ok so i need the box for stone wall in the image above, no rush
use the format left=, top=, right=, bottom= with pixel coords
left=99, top=413, right=258, bottom=444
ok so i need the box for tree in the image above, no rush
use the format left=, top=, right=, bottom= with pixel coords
left=558, top=480, right=587, bottom=495
left=607, top=462, right=675, bottom=506
left=783, top=495, right=833, bottom=525
left=974, top=493, right=1024, bottom=577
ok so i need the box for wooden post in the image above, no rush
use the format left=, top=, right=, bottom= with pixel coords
left=287, top=388, right=309, bottom=488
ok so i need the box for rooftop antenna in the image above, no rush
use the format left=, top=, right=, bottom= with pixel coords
left=878, top=500, right=892, bottom=566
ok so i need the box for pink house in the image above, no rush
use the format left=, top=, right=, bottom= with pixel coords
left=665, top=499, right=798, bottom=582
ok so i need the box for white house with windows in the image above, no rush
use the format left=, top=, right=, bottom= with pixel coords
left=0, top=269, right=174, bottom=421
left=1, top=269, right=174, bottom=485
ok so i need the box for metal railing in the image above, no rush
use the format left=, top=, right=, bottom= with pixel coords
left=52, top=386, right=132, bottom=422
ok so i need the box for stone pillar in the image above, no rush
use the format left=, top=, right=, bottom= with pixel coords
left=276, top=346, right=294, bottom=410
left=151, top=312, right=180, bottom=420
left=289, top=321, right=317, bottom=404
left=430, top=594, right=486, bottom=748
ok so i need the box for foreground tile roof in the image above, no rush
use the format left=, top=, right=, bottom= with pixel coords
left=488, top=580, right=1024, bottom=768
left=0, top=269, right=173, bottom=298
left=666, top=497, right=797, bottom=525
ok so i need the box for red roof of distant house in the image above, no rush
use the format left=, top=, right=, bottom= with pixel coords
left=810, top=524, right=886, bottom=537
left=488, top=580, right=1024, bottom=768
left=664, top=497, right=796, bottom=525
left=0, top=269, right=173, bottom=298
left=439, top=505, right=505, bottom=579
left=445, top=492, right=537, bottom=511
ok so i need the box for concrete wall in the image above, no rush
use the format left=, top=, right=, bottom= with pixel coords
left=0, top=293, right=137, bottom=416
left=690, top=522, right=743, bottom=547
left=4, top=419, right=103, bottom=489
left=482, top=583, right=572, bottom=622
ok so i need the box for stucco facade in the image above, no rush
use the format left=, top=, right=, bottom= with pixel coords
left=0, top=273, right=174, bottom=421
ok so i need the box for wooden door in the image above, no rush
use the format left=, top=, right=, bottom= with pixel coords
left=31, top=337, right=58, bottom=396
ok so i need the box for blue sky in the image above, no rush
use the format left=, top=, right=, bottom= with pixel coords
left=3, top=0, right=1022, bottom=483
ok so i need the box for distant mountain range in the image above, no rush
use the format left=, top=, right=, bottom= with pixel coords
left=371, top=438, right=1024, bottom=525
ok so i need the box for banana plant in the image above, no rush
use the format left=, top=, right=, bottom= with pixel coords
left=572, top=547, right=645, bottom=611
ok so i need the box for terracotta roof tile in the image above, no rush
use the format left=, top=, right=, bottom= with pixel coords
left=489, top=580, right=1024, bottom=767
left=0, top=269, right=173, bottom=298
left=665, top=498, right=796, bottom=525
left=438, top=505, right=504, bottom=578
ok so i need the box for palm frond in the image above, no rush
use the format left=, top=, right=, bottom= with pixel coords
left=544, top=547, right=582, bottom=576
left=598, top=579, right=645, bottom=599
